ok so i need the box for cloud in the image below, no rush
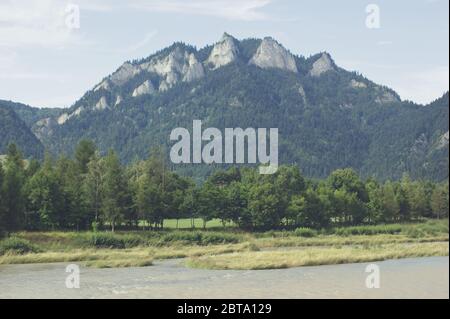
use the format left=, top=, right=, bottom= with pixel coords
left=0, top=0, right=87, bottom=48
left=128, top=0, right=271, bottom=21
left=0, top=0, right=271, bottom=48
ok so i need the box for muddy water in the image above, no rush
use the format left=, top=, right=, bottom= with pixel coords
left=0, top=257, right=448, bottom=299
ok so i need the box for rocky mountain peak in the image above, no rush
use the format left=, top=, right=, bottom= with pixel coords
left=140, top=46, right=204, bottom=91
left=206, top=32, right=239, bottom=70
left=309, top=52, right=335, bottom=77
left=249, top=37, right=298, bottom=73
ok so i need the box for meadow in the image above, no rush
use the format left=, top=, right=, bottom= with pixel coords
left=0, top=219, right=448, bottom=270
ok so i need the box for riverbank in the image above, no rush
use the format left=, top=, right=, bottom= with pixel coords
left=0, top=219, right=448, bottom=270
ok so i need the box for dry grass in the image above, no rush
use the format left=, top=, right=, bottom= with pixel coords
left=255, top=234, right=449, bottom=249
left=2, top=221, right=447, bottom=269
left=85, top=257, right=154, bottom=268
left=0, top=243, right=255, bottom=267
left=0, top=248, right=151, bottom=266
left=186, top=242, right=449, bottom=270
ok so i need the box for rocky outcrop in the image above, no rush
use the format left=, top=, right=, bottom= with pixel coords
left=410, top=133, right=428, bottom=156
left=115, top=95, right=123, bottom=106
left=309, top=53, right=334, bottom=77
left=183, top=53, right=205, bottom=82
left=94, top=80, right=110, bottom=92
left=159, top=81, right=169, bottom=92
left=110, top=62, right=141, bottom=86
left=33, top=117, right=57, bottom=140
left=298, top=85, right=307, bottom=105
left=57, top=113, right=70, bottom=125
left=206, top=33, right=239, bottom=69
left=132, top=80, right=155, bottom=97
left=141, top=46, right=204, bottom=92
left=56, top=106, right=84, bottom=125
left=375, top=91, right=399, bottom=104
left=249, top=37, right=298, bottom=73
left=436, top=131, right=449, bottom=150
left=95, top=96, right=109, bottom=110
left=350, top=79, right=367, bottom=89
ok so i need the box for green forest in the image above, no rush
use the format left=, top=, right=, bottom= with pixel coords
left=0, top=140, right=448, bottom=236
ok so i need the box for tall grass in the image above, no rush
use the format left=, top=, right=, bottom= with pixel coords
left=13, top=230, right=244, bottom=250
left=0, top=237, right=42, bottom=255
left=294, top=227, right=318, bottom=237
left=332, top=224, right=403, bottom=236
left=2, top=219, right=446, bottom=269
left=402, top=220, right=449, bottom=238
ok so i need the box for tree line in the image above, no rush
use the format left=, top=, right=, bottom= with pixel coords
left=0, top=141, right=448, bottom=234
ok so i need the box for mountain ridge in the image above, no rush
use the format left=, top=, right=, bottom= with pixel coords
left=0, top=34, right=448, bottom=181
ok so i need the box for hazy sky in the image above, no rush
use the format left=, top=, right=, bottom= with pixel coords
left=0, top=0, right=448, bottom=108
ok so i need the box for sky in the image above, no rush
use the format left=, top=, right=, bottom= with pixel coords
left=0, top=0, right=448, bottom=108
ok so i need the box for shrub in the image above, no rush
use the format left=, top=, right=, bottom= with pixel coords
left=201, top=232, right=241, bottom=245
left=294, top=227, right=318, bottom=238
left=333, top=224, right=402, bottom=236
left=88, top=233, right=126, bottom=249
left=121, top=234, right=146, bottom=248
left=402, top=220, right=449, bottom=238
left=159, top=231, right=203, bottom=244
left=256, top=230, right=291, bottom=238
left=157, top=231, right=241, bottom=245
left=0, top=237, right=42, bottom=255
left=76, top=232, right=147, bottom=249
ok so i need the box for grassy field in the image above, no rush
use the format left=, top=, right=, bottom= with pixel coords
left=0, top=219, right=448, bottom=269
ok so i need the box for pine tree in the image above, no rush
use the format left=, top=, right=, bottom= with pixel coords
left=0, top=162, right=5, bottom=236
left=75, top=139, right=96, bottom=174
left=25, top=154, right=62, bottom=229
left=431, top=182, right=449, bottom=219
left=101, top=150, right=127, bottom=232
left=2, top=144, right=26, bottom=231
left=84, top=151, right=104, bottom=224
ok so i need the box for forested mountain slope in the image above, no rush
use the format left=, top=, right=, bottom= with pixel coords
left=1, top=34, right=448, bottom=181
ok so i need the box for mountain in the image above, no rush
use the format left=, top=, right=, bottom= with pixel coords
left=0, top=102, right=45, bottom=158
left=2, top=33, right=449, bottom=181
left=0, top=100, right=62, bottom=127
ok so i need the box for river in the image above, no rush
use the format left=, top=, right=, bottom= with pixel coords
left=0, top=257, right=448, bottom=299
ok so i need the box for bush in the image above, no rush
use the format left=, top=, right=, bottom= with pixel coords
left=0, top=237, right=42, bottom=255
left=402, top=220, right=449, bottom=238
left=256, top=230, right=292, bottom=238
left=158, top=231, right=242, bottom=245
left=77, top=232, right=147, bottom=249
left=294, top=227, right=318, bottom=238
left=201, top=232, right=241, bottom=245
left=88, top=233, right=126, bottom=249
left=160, top=231, right=203, bottom=244
left=333, top=224, right=402, bottom=236
left=121, top=234, right=146, bottom=248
